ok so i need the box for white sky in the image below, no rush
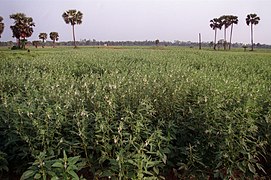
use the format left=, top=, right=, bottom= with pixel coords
left=0, top=0, right=270, bottom=44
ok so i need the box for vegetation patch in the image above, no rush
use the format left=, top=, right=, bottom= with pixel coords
left=1, top=47, right=271, bottom=179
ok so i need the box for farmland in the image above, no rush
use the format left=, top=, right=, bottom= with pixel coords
left=1, top=46, right=271, bottom=179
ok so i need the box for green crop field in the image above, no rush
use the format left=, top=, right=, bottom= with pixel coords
left=1, top=46, right=271, bottom=179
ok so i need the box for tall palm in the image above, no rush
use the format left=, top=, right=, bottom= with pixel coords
left=49, top=32, right=59, bottom=48
left=219, top=15, right=231, bottom=50
left=228, top=15, right=238, bottom=50
left=39, top=32, right=47, bottom=48
left=246, top=14, right=260, bottom=51
left=62, top=10, right=83, bottom=48
left=210, top=18, right=222, bottom=50
left=0, top=16, right=4, bottom=38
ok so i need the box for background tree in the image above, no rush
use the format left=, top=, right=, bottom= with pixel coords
left=219, top=15, right=231, bottom=50
left=10, top=13, right=35, bottom=49
left=228, top=15, right=238, bottom=50
left=62, top=10, right=83, bottom=48
left=39, top=33, right=47, bottom=48
left=155, top=39, right=159, bottom=46
left=0, top=16, right=4, bottom=38
left=246, top=13, right=260, bottom=51
left=210, top=18, right=222, bottom=50
left=50, top=32, right=59, bottom=48
left=32, top=40, right=40, bottom=48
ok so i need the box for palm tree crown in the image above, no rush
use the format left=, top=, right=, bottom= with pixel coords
left=210, top=18, right=222, bottom=30
left=219, top=15, right=231, bottom=29
left=62, top=10, right=83, bottom=25
left=229, top=15, right=238, bottom=25
left=50, top=32, right=59, bottom=41
left=10, top=13, right=35, bottom=39
left=39, top=32, right=47, bottom=48
left=0, top=16, right=4, bottom=38
left=39, top=32, right=47, bottom=41
left=50, top=32, right=59, bottom=48
left=246, top=14, right=260, bottom=26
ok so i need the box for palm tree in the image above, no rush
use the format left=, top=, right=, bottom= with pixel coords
left=0, top=16, right=4, bottom=38
left=246, top=14, right=260, bottom=51
left=49, top=32, right=59, bottom=48
left=39, top=33, right=47, bottom=48
left=210, top=18, right=222, bottom=50
left=219, top=15, right=231, bottom=50
left=10, top=13, right=35, bottom=49
left=228, top=15, right=238, bottom=50
left=62, top=10, right=83, bottom=48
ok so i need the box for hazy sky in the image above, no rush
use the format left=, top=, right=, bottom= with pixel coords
left=0, top=0, right=270, bottom=44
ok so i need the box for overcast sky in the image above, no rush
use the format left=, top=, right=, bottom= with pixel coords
left=0, top=0, right=270, bottom=44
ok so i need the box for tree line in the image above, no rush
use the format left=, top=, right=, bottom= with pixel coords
left=210, top=14, right=260, bottom=51
left=0, top=11, right=263, bottom=50
left=0, top=10, right=82, bottom=49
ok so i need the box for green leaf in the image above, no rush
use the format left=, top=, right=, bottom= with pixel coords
left=68, top=156, right=80, bottom=165
left=162, top=154, right=167, bottom=164
left=143, top=170, right=153, bottom=176
left=216, top=161, right=222, bottom=168
left=248, top=163, right=256, bottom=174
left=101, top=170, right=113, bottom=177
left=52, top=162, right=64, bottom=168
left=67, top=164, right=79, bottom=171
left=34, top=173, right=41, bottom=179
left=153, top=167, right=159, bottom=175
left=76, top=161, right=86, bottom=170
left=51, top=176, right=59, bottom=180
left=67, top=170, right=79, bottom=180
left=256, top=163, right=266, bottom=174
left=127, top=159, right=137, bottom=166
left=63, top=150, right=67, bottom=161
left=1, top=166, right=8, bottom=172
left=20, top=170, right=35, bottom=180
left=47, top=171, right=57, bottom=177
left=237, top=163, right=246, bottom=173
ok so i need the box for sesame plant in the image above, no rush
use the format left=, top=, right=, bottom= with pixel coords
left=1, top=47, right=271, bottom=179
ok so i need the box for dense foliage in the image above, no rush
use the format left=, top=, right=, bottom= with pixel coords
left=0, top=16, right=4, bottom=38
left=38, top=33, right=47, bottom=48
left=1, top=47, right=271, bottom=179
left=9, top=13, right=35, bottom=49
left=49, top=32, right=59, bottom=48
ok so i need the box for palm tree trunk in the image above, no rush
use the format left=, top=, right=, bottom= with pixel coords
left=229, top=24, right=233, bottom=50
left=22, top=38, right=26, bottom=49
left=199, top=33, right=201, bottom=50
left=72, top=24, right=76, bottom=48
left=17, top=38, right=20, bottom=48
left=214, top=28, right=217, bottom=50
left=251, top=24, right=254, bottom=51
left=53, top=39, right=55, bottom=48
left=42, top=39, right=44, bottom=48
left=224, top=26, right=226, bottom=50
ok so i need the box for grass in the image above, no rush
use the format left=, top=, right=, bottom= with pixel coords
left=1, top=46, right=271, bottom=179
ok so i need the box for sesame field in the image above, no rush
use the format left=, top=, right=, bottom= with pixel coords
left=1, top=46, right=271, bottom=179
